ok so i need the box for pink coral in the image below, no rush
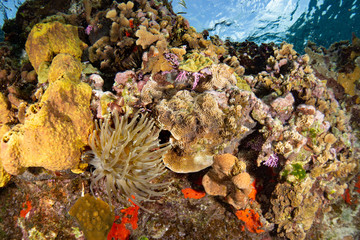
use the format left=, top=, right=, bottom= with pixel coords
left=113, top=70, right=137, bottom=94
left=114, top=70, right=136, bottom=85
left=192, top=72, right=204, bottom=90
left=89, top=74, right=104, bottom=90
left=263, top=154, right=278, bottom=168
left=85, top=25, right=94, bottom=35
left=164, top=52, right=180, bottom=67
left=175, top=70, right=189, bottom=82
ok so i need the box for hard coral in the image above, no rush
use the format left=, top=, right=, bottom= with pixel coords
left=88, top=110, right=171, bottom=207
left=155, top=88, right=259, bottom=173
left=337, top=66, right=360, bottom=97
left=135, top=25, right=160, bottom=49
left=157, top=90, right=224, bottom=173
left=202, top=154, right=252, bottom=210
left=142, top=38, right=173, bottom=75
left=179, top=52, right=213, bottom=72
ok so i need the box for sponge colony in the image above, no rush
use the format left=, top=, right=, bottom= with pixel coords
left=69, top=194, right=115, bottom=240
left=1, top=60, right=93, bottom=175
left=25, top=21, right=87, bottom=73
left=1, top=21, right=93, bottom=175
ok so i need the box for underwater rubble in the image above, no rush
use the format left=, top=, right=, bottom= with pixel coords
left=0, top=0, right=359, bottom=239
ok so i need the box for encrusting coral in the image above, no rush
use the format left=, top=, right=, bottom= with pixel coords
left=88, top=110, right=171, bottom=207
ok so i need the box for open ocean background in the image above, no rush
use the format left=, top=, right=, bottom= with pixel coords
left=1, top=0, right=360, bottom=53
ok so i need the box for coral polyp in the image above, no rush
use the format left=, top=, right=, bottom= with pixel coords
left=88, top=110, right=171, bottom=207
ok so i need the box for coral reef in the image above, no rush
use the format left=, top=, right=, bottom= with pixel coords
left=154, top=88, right=260, bottom=173
left=305, top=35, right=360, bottom=105
left=0, top=0, right=359, bottom=239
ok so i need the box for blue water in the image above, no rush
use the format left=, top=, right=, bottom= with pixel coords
left=0, top=0, right=24, bottom=27
left=1, top=0, right=359, bottom=53
left=0, top=0, right=25, bottom=41
left=174, top=0, right=360, bottom=52
left=286, top=0, right=359, bottom=53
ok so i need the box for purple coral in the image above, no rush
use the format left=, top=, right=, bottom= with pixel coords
left=164, top=52, right=179, bottom=68
left=174, top=71, right=205, bottom=90
left=191, top=72, right=204, bottom=90
left=85, top=25, right=94, bottom=35
left=263, top=154, right=278, bottom=168
left=175, top=70, right=189, bottom=82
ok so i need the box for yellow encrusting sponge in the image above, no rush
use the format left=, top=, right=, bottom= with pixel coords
left=69, top=193, right=115, bottom=240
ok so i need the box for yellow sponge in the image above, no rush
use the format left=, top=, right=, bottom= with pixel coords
left=69, top=194, right=115, bottom=240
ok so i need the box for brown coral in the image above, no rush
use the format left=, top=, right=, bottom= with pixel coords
left=152, top=87, right=261, bottom=173
left=135, top=25, right=160, bottom=49
left=142, top=38, right=173, bottom=75
left=202, top=154, right=252, bottom=209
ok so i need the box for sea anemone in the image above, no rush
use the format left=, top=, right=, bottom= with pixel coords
left=88, top=110, right=171, bottom=207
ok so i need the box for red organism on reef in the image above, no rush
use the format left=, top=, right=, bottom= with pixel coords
left=107, top=196, right=139, bottom=240
left=182, top=188, right=206, bottom=199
